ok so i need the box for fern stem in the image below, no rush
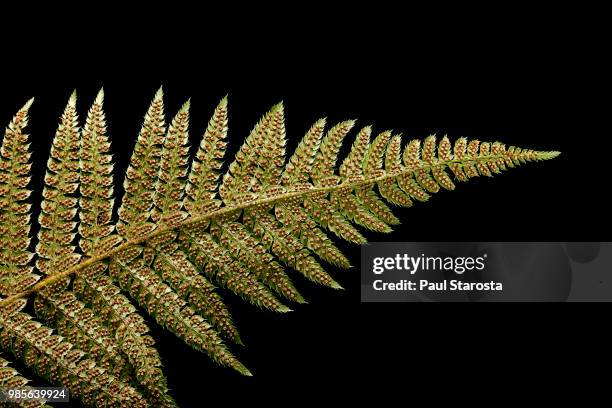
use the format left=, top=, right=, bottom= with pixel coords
left=0, top=151, right=558, bottom=308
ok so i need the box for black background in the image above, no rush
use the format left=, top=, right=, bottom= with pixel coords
left=0, top=8, right=606, bottom=406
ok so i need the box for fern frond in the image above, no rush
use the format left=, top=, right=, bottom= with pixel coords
left=151, top=242, right=240, bottom=344
left=185, top=96, right=228, bottom=215
left=0, top=99, right=40, bottom=297
left=282, top=118, right=326, bottom=185
left=117, top=87, right=166, bottom=237
left=152, top=100, right=191, bottom=225
left=279, top=119, right=352, bottom=267
left=311, top=120, right=355, bottom=184
left=219, top=103, right=287, bottom=203
left=72, top=269, right=171, bottom=406
left=79, top=89, right=120, bottom=254
left=141, top=103, right=244, bottom=357
left=36, top=92, right=82, bottom=278
left=33, top=94, right=137, bottom=391
left=379, top=134, right=414, bottom=206
left=31, top=96, right=105, bottom=384
left=253, top=102, right=287, bottom=192
left=74, top=90, right=176, bottom=406
left=249, top=212, right=341, bottom=289
left=335, top=131, right=394, bottom=233
left=0, top=89, right=559, bottom=406
left=340, top=126, right=399, bottom=228
left=210, top=105, right=303, bottom=301
left=273, top=204, right=351, bottom=268
left=0, top=104, right=49, bottom=408
left=108, top=253, right=250, bottom=376
left=33, top=290, right=131, bottom=376
left=209, top=106, right=294, bottom=306
left=361, top=133, right=402, bottom=222
left=304, top=120, right=368, bottom=244
left=212, top=221, right=304, bottom=303
left=178, top=230, right=290, bottom=312
left=236, top=108, right=341, bottom=290
left=0, top=305, right=147, bottom=407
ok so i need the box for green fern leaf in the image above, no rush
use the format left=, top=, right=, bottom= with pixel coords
left=219, top=105, right=275, bottom=203
left=151, top=243, right=240, bottom=344
left=0, top=99, right=39, bottom=297
left=0, top=88, right=559, bottom=406
left=152, top=100, right=191, bottom=225
left=117, top=87, right=166, bottom=238
left=279, top=119, right=353, bottom=268
left=146, top=102, right=245, bottom=355
left=0, top=301, right=147, bottom=407
left=185, top=104, right=296, bottom=309
left=35, top=92, right=82, bottom=279
left=213, top=220, right=303, bottom=303
left=33, top=94, right=133, bottom=384
left=79, top=89, right=117, bottom=254
left=185, top=96, right=228, bottom=215
left=72, top=267, right=172, bottom=406
left=76, top=90, right=175, bottom=406
left=179, top=230, right=289, bottom=312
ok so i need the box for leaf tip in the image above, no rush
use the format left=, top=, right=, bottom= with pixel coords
left=155, top=85, right=164, bottom=100
left=330, top=280, right=345, bottom=290
left=534, top=150, right=561, bottom=161
left=234, top=362, right=253, bottom=377
left=315, top=117, right=327, bottom=128
left=272, top=101, right=285, bottom=114
left=69, top=90, right=77, bottom=105
left=95, top=88, right=105, bottom=104
left=220, top=94, right=229, bottom=107
left=22, top=97, right=35, bottom=111
left=277, top=305, right=293, bottom=313
left=294, top=293, right=308, bottom=305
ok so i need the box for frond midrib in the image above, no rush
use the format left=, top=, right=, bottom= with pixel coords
left=0, top=150, right=551, bottom=307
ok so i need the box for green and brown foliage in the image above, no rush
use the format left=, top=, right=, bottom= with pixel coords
left=0, top=89, right=559, bottom=406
